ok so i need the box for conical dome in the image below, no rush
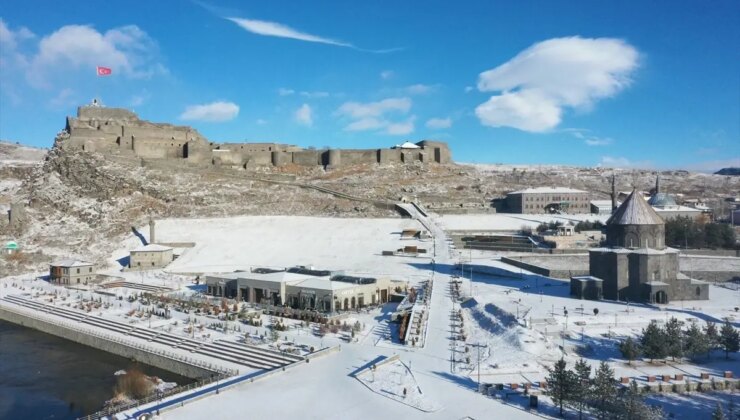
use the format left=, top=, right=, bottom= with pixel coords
left=607, top=189, right=664, bottom=226
left=605, top=189, right=666, bottom=249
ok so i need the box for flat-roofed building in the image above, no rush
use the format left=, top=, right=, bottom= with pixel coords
left=129, top=244, right=174, bottom=270
left=205, top=267, right=392, bottom=312
left=507, top=187, right=590, bottom=214
left=49, top=259, right=95, bottom=285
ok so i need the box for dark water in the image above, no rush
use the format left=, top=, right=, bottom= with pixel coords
left=0, top=320, right=193, bottom=420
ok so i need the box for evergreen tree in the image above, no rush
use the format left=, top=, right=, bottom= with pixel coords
left=591, top=362, right=617, bottom=419
left=617, top=381, right=665, bottom=420
left=546, top=358, right=576, bottom=417
left=684, top=322, right=709, bottom=360
left=571, top=358, right=592, bottom=420
left=713, top=403, right=726, bottom=420
left=664, top=317, right=684, bottom=361
left=705, top=322, right=720, bottom=359
left=641, top=321, right=667, bottom=362
left=620, top=336, right=641, bottom=365
left=719, top=322, right=740, bottom=359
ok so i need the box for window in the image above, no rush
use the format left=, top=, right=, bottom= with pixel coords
left=76, top=268, right=80, bottom=274
left=696, top=287, right=701, bottom=296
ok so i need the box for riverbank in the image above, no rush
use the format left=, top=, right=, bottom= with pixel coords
left=0, top=304, right=218, bottom=379
left=0, top=320, right=194, bottom=419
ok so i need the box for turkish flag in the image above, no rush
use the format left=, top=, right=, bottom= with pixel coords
left=96, top=66, right=112, bottom=76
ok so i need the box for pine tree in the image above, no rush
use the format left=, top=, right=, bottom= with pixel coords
left=617, top=381, right=665, bottom=420
left=719, top=322, right=740, bottom=359
left=713, top=403, right=726, bottom=420
left=546, top=358, right=576, bottom=417
left=641, top=321, right=667, bottom=362
left=572, top=358, right=592, bottom=420
left=705, top=322, right=720, bottom=359
left=591, top=362, right=617, bottom=419
left=620, top=336, right=641, bottom=365
left=684, top=322, right=709, bottom=360
left=664, top=317, right=684, bottom=361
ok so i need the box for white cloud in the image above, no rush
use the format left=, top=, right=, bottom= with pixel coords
left=336, top=97, right=411, bottom=119
left=180, top=101, right=239, bottom=122
left=404, top=84, right=436, bottom=95
left=300, top=91, right=329, bottom=98
left=8, top=23, right=167, bottom=88
left=564, top=128, right=613, bottom=146
left=386, top=117, right=415, bottom=136
left=426, top=117, right=452, bottom=129
left=278, top=88, right=295, bottom=96
left=26, top=24, right=165, bottom=88
left=49, top=88, right=76, bottom=108
left=380, top=70, right=394, bottom=80
left=256, top=118, right=268, bottom=125
left=475, top=36, right=639, bottom=132
left=294, top=103, right=313, bottom=126
left=227, top=17, right=352, bottom=47
left=336, top=97, right=414, bottom=135
left=598, top=156, right=652, bottom=169
left=345, top=117, right=384, bottom=131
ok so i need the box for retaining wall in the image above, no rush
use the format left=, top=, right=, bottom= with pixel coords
left=0, top=306, right=214, bottom=379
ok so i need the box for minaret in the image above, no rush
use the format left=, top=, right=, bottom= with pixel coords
left=149, top=219, right=156, bottom=244
left=655, top=173, right=661, bottom=195
left=610, top=174, right=617, bottom=212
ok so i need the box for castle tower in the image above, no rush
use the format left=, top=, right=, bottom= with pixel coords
left=605, top=189, right=665, bottom=249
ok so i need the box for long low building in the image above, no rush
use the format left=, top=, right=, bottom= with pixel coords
left=205, top=267, right=392, bottom=312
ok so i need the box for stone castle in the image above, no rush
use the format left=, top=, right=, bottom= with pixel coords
left=58, top=103, right=452, bottom=169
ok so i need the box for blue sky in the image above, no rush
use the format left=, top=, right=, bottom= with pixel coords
left=1, top=0, right=738, bottom=171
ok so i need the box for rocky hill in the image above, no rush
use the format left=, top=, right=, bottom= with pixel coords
left=2, top=137, right=738, bottom=277
left=715, top=167, right=740, bottom=176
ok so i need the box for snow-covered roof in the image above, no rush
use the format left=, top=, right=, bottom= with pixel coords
left=132, top=244, right=173, bottom=252
left=50, top=259, right=93, bottom=267
left=210, top=270, right=330, bottom=285
left=607, top=190, right=664, bottom=226
left=654, top=206, right=702, bottom=214
left=295, top=277, right=355, bottom=291
left=508, top=187, right=588, bottom=195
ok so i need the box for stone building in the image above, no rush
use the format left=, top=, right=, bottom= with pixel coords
left=579, top=189, right=709, bottom=303
left=49, top=259, right=95, bottom=285
left=205, top=267, right=392, bottom=312
left=506, top=187, right=590, bottom=214
left=129, top=244, right=174, bottom=270
left=648, top=175, right=703, bottom=221
left=59, top=103, right=452, bottom=169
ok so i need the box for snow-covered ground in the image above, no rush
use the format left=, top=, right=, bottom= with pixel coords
left=2, top=210, right=739, bottom=419
left=128, top=216, right=430, bottom=278
left=436, top=213, right=610, bottom=232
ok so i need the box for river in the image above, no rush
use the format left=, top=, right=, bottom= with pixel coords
left=0, top=320, right=194, bottom=419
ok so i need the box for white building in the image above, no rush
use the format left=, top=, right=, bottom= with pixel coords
left=129, top=244, right=174, bottom=270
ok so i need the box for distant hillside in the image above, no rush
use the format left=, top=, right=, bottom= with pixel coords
left=715, top=167, right=740, bottom=176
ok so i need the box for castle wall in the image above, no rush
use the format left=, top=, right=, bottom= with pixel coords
left=292, top=150, right=321, bottom=166
left=62, top=106, right=453, bottom=169
left=211, top=150, right=243, bottom=167
left=133, top=138, right=186, bottom=159
left=245, top=151, right=272, bottom=167
left=77, top=106, right=137, bottom=120
left=339, top=149, right=378, bottom=166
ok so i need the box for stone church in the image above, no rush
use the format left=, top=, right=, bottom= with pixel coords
left=573, top=189, right=709, bottom=303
